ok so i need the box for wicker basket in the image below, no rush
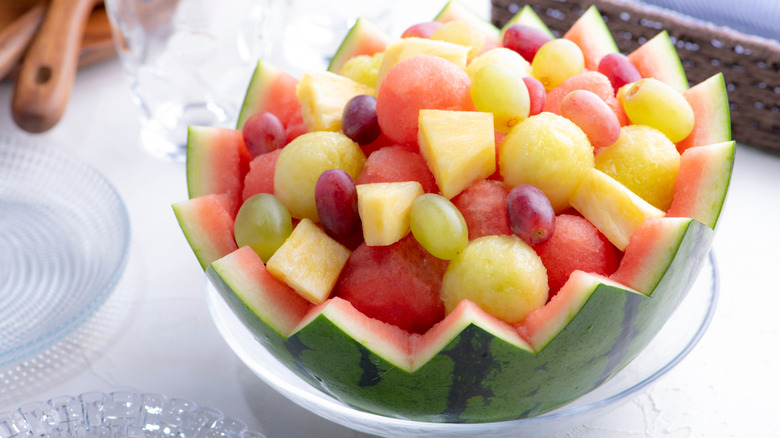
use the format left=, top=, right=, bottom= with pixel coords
left=491, top=0, right=780, bottom=152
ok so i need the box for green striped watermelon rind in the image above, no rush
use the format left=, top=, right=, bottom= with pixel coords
left=236, top=60, right=280, bottom=130
left=628, top=30, right=689, bottom=93
left=563, top=6, right=619, bottom=70
left=206, top=216, right=714, bottom=423
left=434, top=0, right=501, bottom=41
left=499, top=5, right=553, bottom=39
left=327, top=17, right=395, bottom=75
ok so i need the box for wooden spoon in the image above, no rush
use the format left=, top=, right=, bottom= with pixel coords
left=11, top=0, right=99, bottom=133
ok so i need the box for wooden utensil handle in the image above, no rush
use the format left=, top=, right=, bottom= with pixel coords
left=12, top=0, right=96, bottom=133
left=0, top=2, right=46, bottom=81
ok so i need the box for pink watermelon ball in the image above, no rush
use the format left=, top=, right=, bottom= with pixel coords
left=533, top=214, right=620, bottom=299
left=360, top=132, right=395, bottom=157
left=376, top=55, right=473, bottom=146
left=241, top=148, right=282, bottom=202
left=356, top=145, right=438, bottom=193
left=334, top=234, right=448, bottom=334
left=451, top=179, right=511, bottom=240
left=543, top=71, right=629, bottom=126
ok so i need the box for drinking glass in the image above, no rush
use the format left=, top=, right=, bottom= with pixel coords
left=105, top=0, right=271, bottom=161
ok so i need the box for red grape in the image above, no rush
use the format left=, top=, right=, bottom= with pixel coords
left=506, top=184, right=556, bottom=246
left=502, top=25, right=552, bottom=63
left=315, top=169, right=362, bottom=244
left=597, top=53, right=642, bottom=94
left=401, top=21, right=444, bottom=39
left=342, top=94, right=381, bottom=145
left=242, top=111, right=286, bottom=158
left=522, top=76, right=547, bottom=116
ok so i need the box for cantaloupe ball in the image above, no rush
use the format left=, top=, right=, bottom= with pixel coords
left=376, top=55, right=472, bottom=146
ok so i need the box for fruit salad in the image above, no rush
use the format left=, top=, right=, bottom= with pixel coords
left=174, top=0, right=734, bottom=423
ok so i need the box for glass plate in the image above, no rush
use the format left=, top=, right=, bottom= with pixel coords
left=0, top=135, right=131, bottom=368
left=0, top=392, right=266, bottom=437
left=207, top=252, right=719, bottom=437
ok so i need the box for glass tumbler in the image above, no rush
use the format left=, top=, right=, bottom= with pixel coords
left=105, top=0, right=271, bottom=161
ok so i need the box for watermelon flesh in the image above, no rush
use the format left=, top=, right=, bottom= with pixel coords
left=676, top=73, right=731, bottom=153
left=173, top=194, right=238, bottom=270
left=185, top=126, right=252, bottom=214
left=236, top=60, right=307, bottom=142
left=628, top=30, right=689, bottom=93
left=327, top=17, right=395, bottom=75
left=562, top=6, right=618, bottom=71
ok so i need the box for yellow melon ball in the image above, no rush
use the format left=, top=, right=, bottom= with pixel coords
left=595, top=125, right=681, bottom=211
left=440, top=235, right=548, bottom=324
left=499, top=112, right=594, bottom=213
left=274, top=131, right=365, bottom=221
left=466, top=47, right=532, bottom=81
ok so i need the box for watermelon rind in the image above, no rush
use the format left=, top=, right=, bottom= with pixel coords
left=563, top=6, right=618, bottom=70
left=434, top=0, right=501, bottom=42
left=236, top=60, right=281, bottom=130
left=185, top=125, right=249, bottom=206
left=327, top=17, right=394, bottom=75
left=173, top=194, right=237, bottom=270
left=499, top=5, right=553, bottom=39
left=628, top=30, right=689, bottom=93
left=677, top=73, right=732, bottom=153
left=206, top=216, right=714, bottom=422
left=668, top=140, right=736, bottom=230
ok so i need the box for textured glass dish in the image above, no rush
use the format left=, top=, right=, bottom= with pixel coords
left=208, top=253, right=718, bottom=438
left=0, top=136, right=131, bottom=368
left=0, top=392, right=266, bottom=438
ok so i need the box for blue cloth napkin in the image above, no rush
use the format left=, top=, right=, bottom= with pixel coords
left=636, top=0, right=780, bottom=42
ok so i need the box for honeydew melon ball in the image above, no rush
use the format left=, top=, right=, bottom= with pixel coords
left=376, top=55, right=472, bottom=146
left=440, top=234, right=548, bottom=324
left=595, top=125, right=681, bottom=211
left=465, top=47, right=531, bottom=82
left=273, top=131, right=366, bottom=221
left=499, top=112, right=594, bottom=213
left=338, top=52, right=384, bottom=89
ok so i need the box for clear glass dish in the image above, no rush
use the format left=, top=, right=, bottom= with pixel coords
left=0, top=135, right=131, bottom=368
left=0, top=392, right=265, bottom=437
left=207, top=252, right=719, bottom=437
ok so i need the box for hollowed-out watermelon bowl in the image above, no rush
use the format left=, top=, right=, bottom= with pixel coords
left=173, top=0, right=734, bottom=433
left=206, top=253, right=718, bottom=437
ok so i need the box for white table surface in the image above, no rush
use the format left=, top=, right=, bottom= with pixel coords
left=1, top=2, right=778, bottom=436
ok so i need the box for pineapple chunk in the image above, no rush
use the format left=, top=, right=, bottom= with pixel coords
left=570, top=168, right=665, bottom=251
left=296, top=71, right=375, bottom=132
left=266, top=218, right=351, bottom=304
left=418, top=110, right=496, bottom=199
left=357, top=182, right=424, bottom=246
left=375, top=37, right=470, bottom=88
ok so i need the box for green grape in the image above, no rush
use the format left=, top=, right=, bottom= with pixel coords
left=470, top=63, right=530, bottom=133
left=621, top=78, right=695, bottom=143
left=234, top=193, right=293, bottom=263
left=531, top=38, right=584, bottom=90
left=410, top=193, right=468, bottom=260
